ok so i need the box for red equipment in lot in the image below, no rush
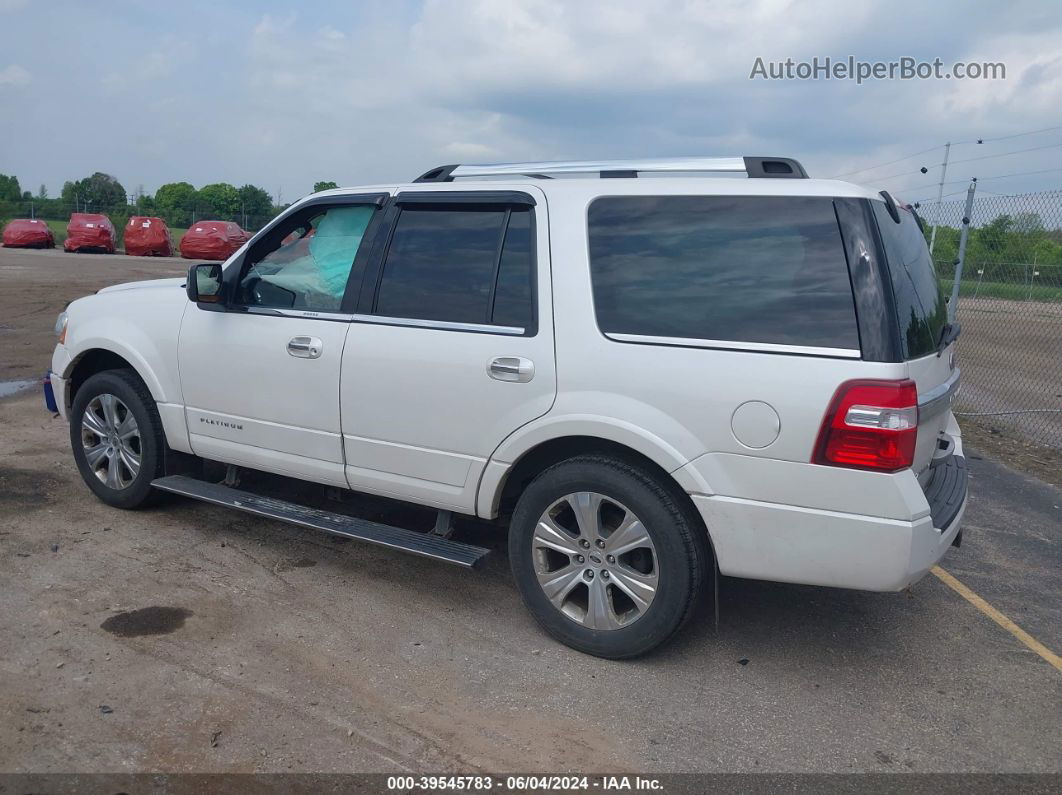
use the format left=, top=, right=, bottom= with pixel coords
left=124, top=216, right=173, bottom=257
left=2, top=219, right=55, bottom=248
left=64, top=213, right=117, bottom=253
left=179, top=220, right=250, bottom=260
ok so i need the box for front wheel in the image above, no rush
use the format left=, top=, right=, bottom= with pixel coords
left=69, top=369, right=166, bottom=509
left=508, top=455, right=709, bottom=659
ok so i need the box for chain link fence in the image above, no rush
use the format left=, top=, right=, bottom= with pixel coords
left=923, top=189, right=1062, bottom=450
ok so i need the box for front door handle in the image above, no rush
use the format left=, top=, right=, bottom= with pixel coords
left=287, top=336, right=323, bottom=359
left=488, top=356, right=534, bottom=383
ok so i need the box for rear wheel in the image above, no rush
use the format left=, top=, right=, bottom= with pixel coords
left=508, top=455, right=708, bottom=658
left=70, top=369, right=166, bottom=509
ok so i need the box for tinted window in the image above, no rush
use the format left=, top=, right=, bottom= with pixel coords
left=237, top=204, right=375, bottom=312
left=587, top=196, right=859, bottom=350
left=873, top=201, right=947, bottom=359
left=376, top=206, right=535, bottom=329
left=491, top=208, right=534, bottom=329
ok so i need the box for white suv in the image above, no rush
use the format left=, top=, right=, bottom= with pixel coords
left=49, top=157, right=967, bottom=658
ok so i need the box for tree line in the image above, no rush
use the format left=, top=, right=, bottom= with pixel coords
left=929, top=211, right=1062, bottom=281
left=0, top=172, right=340, bottom=233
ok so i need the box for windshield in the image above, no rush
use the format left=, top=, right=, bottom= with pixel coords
left=873, top=200, right=948, bottom=359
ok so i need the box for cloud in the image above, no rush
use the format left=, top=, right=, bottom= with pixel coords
left=936, top=32, right=1062, bottom=120
left=1, top=0, right=1061, bottom=200
left=0, top=64, right=30, bottom=88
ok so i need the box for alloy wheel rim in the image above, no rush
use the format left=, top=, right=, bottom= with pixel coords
left=532, top=492, right=659, bottom=630
left=81, top=393, right=141, bottom=490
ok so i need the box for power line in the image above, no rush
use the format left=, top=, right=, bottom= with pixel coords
left=948, top=140, right=1062, bottom=166
left=892, top=166, right=1062, bottom=195
left=953, top=124, right=1062, bottom=145
left=976, top=165, right=1062, bottom=182
left=863, top=142, right=1062, bottom=186
left=868, top=167, right=933, bottom=184
left=827, top=145, right=943, bottom=179
left=830, top=124, right=1062, bottom=181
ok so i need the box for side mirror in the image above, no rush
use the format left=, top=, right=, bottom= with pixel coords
left=186, top=263, right=224, bottom=306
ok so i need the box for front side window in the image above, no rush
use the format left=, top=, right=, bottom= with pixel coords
left=587, top=195, right=860, bottom=351
left=872, top=201, right=948, bottom=359
left=237, top=204, right=376, bottom=312
left=374, top=205, right=535, bottom=329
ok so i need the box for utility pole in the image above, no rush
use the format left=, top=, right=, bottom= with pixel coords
left=950, top=178, right=977, bottom=322
left=929, top=141, right=951, bottom=254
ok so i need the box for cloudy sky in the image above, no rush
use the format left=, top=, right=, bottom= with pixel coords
left=1, top=0, right=1061, bottom=204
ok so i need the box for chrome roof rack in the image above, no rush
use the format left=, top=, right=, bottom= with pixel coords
left=414, top=156, right=808, bottom=182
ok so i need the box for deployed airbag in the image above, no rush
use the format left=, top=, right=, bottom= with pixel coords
left=254, top=206, right=375, bottom=308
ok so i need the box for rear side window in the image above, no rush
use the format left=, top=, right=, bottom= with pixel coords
left=375, top=206, right=535, bottom=330
left=872, top=201, right=947, bottom=359
left=587, top=196, right=859, bottom=351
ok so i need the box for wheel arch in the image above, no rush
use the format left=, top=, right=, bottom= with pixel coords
left=480, top=415, right=713, bottom=518
left=64, top=347, right=160, bottom=409
left=480, top=431, right=715, bottom=563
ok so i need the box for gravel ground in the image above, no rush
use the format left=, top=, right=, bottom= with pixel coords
left=1, top=247, right=1059, bottom=775
left=0, top=247, right=187, bottom=382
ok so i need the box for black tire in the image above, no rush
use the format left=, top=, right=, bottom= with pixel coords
left=508, top=455, right=709, bottom=659
left=69, top=369, right=166, bottom=509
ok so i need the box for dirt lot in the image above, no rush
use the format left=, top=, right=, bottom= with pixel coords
left=0, top=248, right=187, bottom=383
left=953, top=295, right=1062, bottom=450
left=1, top=248, right=1060, bottom=775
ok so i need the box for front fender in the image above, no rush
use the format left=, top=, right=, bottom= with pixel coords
left=58, top=293, right=186, bottom=405
left=60, top=333, right=172, bottom=402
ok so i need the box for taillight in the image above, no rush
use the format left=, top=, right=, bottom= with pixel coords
left=813, top=379, right=919, bottom=472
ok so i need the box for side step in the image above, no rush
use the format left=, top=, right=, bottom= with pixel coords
left=151, top=475, right=490, bottom=570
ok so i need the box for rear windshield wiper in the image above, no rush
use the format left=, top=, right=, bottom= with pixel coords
left=936, top=321, right=961, bottom=357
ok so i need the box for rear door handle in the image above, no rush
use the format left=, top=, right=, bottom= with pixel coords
left=287, top=336, right=323, bottom=359
left=488, top=356, right=534, bottom=383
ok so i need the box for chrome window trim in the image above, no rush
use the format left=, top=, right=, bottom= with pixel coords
left=918, top=368, right=961, bottom=420
left=245, top=307, right=352, bottom=322
left=242, top=306, right=526, bottom=335
left=605, top=332, right=862, bottom=359
left=351, top=313, right=525, bottom=336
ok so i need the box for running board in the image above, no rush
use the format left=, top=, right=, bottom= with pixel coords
left=151, top=475, right=490, bottom=570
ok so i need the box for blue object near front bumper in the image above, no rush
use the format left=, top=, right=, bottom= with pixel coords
left=43, top=371, right=58, bottom=413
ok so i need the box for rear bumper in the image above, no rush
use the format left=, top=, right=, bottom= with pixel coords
left=687, top=441, right=968, bottom=593
left=693, top=489, right=966, bottom=592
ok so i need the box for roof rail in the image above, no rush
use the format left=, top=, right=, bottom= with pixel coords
left=413, top=156, right=808, bottom=182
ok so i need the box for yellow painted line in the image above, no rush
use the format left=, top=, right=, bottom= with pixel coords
left=932, top=565, right=1062, bottom=674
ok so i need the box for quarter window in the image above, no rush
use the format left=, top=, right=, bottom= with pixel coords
left=587, top=195, right=860, bottom=351
left=872, top=201, right=948, bottom=359
left=375, top=205, right=535, bottom=330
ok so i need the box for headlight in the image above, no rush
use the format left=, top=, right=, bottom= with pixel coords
left=55, top=311, right=68, bottom=343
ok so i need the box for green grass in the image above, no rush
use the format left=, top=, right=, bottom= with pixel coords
left=43, top=219, right=67, bottom=245
left=940, top=278, right=1062, bottom=302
